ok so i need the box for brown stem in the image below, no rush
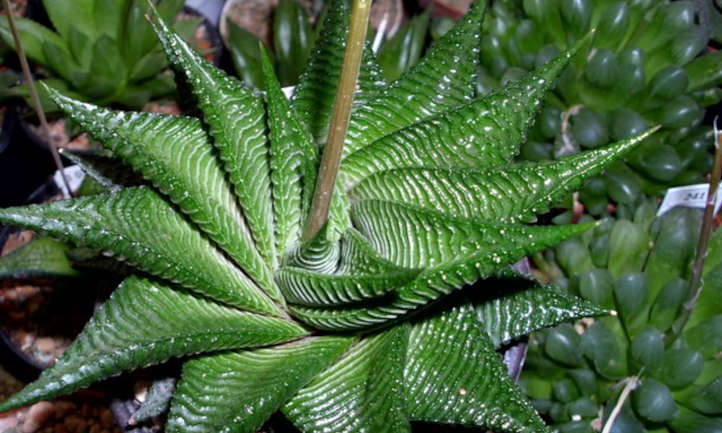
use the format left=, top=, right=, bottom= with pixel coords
left=303, top=0, right=372, bottom=240
left=1, top=0, right=70, bottom=197
left=666, top=117, right=722, bottom=346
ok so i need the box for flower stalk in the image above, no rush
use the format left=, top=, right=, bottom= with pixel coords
left=303, top=0, right=372, bottom=240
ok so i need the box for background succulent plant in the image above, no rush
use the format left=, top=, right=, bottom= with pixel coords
left=479, top=0, right=722, bottom=215
left=0, top=0, right=662, bottom=431
left=0, top=0, right=201, bottom=110
left=521, top=204, right=722, bottom=433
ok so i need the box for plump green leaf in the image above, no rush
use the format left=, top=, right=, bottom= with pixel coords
left=405, top=303, right=550, bottom=433
left=473, top=279, right=606, bottom=347
left=150, top=9, right=277, bottom=270
left=277, top=229, right=420, bottom=306
left=167, top=336, right=352, bottom=433
left=349, top=129, right=655, bottom=223
left=42, top=0, right=94, bottom=41
left=284, top=326, right=410, bottom=433
left=0, top=275, right=307, bottom=412
left=0, top=16, right=68, bottom=65
left=344, top=0, right=487, bottom=157
left=261, top=47, right=317, bottom=256
left=0, top=237, right=78, bottom=280
left=0, top=186, right=279, bottom=315
left=48, top=89, right=280, bottom=303
left=226, top=20, right=265, bottom=89
left=273, top=0, right=312, bottom=85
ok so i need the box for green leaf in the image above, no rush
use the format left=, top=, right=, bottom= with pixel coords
left=84, top=35, right=126, bottom=98
left=47, top=89, right=280, bottom=305
left=41, top=40, right=79, bottom=84
left=349, top=129, right=656, bottom=223
left=129, top=377, right=176, bottom=425
left=0, top=275, right=307, bottom=412
left=273, top=0, right=312, bottom=85
left=261, top=47, right=317, bottom=256
left=404, top=303, right=550, bottom=433
left=226, top=20, right=266, bottom=90
left=0, top=237, right=78, bottom=280
left=150, top=9, right=277, bottom=270
left=344, top=0, right=487, bottom=158
left=0, top=186, right=280, bottom=315
left=60, top=149, right=141, bottom=191
left=685, top=51, right=722, bottom=91
left=376, top=9, right=430, bottom=82
left=0, top=16, right=68, bottom=65
left=277, top=229, right=420, bottom=306
left=92, top=0, right=129, bottom=42
left=284, top=325, right=411, bottom=433
left=290, top=0, right=384, bottom=144
left=342, top=44, right=585, bottom=186
left=290, top=202, right=592, bottom=330
left=473, top=279, right=606, bottom=347
left=42, top=0, right=94, bottom=41
left=167, top=336, right=353, bottom=433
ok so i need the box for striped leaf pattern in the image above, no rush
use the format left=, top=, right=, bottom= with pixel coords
left=349, top=129, right=657, bottom=223
left=343, top=0, right=488, bottom=158
left=284, top=325, right=410, bottom=433
left=0, top=187, right=279, bottom=315
left=48, top=90, right=278, bottom=300
left=277, top=229, right=420, bottom=306
left=0, top=237, right=78, bottom=280
left=167, top=336, right=352, bottom=433
left=0, top=3, right=658, bottom=432
left=405, top=304, right=550, bottom=433
left=261, top=47, right=317, bottom=256
left=472, top=279, right=606, bottom=347
left=149, top=10, right=277, bottom=270
left=342, top=44, right=579, bottom=186
left=0, top=276, right=307, bottom=412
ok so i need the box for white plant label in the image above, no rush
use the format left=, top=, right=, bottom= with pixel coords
left=53, top=165, right=86, bottom=196
left=657, top=183, right=722, bottom=216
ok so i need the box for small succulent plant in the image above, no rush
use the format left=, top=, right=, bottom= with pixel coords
left=0, top=0, right=200, bottom=110
left=479, top=0, right=722, bottom=214
left=0, top=1, right=659, bottom=431
left=522, top=205, right=722, bottom=433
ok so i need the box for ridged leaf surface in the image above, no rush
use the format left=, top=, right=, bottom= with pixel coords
left=473, top=279, right=606, bottom=347
left=342, top=46, right=577, bottom=186
left=343, top=0, right=487, bottom=157
left=150, top=10, right=277, bottom=269
left=0, top=275, right=307, bottom=412
left=284, top=325, right=410, bottom=433
left=277, top=229, right=420, bottom=306
left=0, top=237, right=78, bottom=280
left=405, top=304, right=549, bottom=433
left=49, top=90, right=278, bottom=300
left=0, top=187, right=279, bottom=314
left=167, top=336, right=352, bottom=433
left=262, top=48, right=317, bottom=256
left=350, top=130, right=656, bottom=223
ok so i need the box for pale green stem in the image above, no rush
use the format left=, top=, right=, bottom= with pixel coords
left=303, top=0, right=372, bottom=240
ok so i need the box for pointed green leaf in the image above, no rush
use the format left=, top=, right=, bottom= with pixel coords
left=352, top=200, right=594, bottom=268
left=48, top=90, right=279, bottom=303
left=149, top=10, right=277, bottom=269
left=290, top=0, right=385, bottom=144
left=285, top=223, right=340, bottom=273
left=261, top=46, right=317, bottom=255
left=404, top=304, right=550, bottom=433
left=0, top=237, right=78, bottom=280
left=473, top=279, right=607, bottom=347
left=291, top=202, right=593, bottom=330
left=277, top=229, right=420, bottom=306
left=0, top=186, right=279, bottom=315
left=342, top=44, right=581, bottom=186
left=344, top=0, right=487, bottom=158
left=350, top=129, right=657, bottom=223
left=61, top=149, right=141, bottom=191
left=284, top=325, right=410, bottom=433
left=167, top=336, right=353, bottom=433
left=0, top=16, right=69, bottom=65
left=0, top=275, right=307, bottom=412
